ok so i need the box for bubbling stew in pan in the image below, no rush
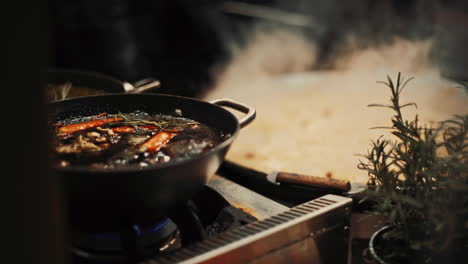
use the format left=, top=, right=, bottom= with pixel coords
left=51, top=111, right=227, bottom=168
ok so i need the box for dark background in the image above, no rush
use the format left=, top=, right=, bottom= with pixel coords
left=50, top=0, right=269, bottom=97
left=49, top=0, right=444, bottom=98
left=5, top=1, right=67, bottom=264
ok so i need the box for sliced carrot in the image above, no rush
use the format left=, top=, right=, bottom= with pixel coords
left=111, top=126, right=136, bottom=133
left=59, top=117, right=123, bottom=134
left=139, top=125, right=159, bottom=131
left=140, top=132, right=177, bottom=152
left=54, top=113, right=108, bottom=127
left=93, top=112, right=108, bottom=119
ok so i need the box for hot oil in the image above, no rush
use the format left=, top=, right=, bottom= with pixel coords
left=53, top=111, right=223, bottom=168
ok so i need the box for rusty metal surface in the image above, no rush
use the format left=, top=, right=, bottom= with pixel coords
left=207, top=175, right=289, bottom=220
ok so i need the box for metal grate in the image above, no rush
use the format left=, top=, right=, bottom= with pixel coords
left=145, top=194, right=351, bottom=264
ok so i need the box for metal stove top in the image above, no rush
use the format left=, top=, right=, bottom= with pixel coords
left=70, top=174, right=353, bottom=264
left=143, top=175, right=353, bottom=264
left=207, top=175, right=289, bottom=220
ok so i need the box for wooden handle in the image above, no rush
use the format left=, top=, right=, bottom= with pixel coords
left=276, top=172, right=351, bottom=193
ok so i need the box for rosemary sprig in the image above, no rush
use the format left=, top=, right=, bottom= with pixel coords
left=358, top=73, right=468, bottom=263
left=113, top=113, right=199, bottom=131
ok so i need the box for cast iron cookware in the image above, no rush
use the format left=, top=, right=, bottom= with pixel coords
left=49, top=94, right=255, bottom=231
left=47, top=68, right=161, bottom=95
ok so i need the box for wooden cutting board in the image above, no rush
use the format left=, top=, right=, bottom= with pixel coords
left=205, top=70, right=468, bottom=183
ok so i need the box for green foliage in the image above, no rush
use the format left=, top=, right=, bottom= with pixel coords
left=358, top=73, right=468, bottom=262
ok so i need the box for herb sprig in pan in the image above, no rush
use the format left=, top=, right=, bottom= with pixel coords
left=114, top=113, right=199, bottom=131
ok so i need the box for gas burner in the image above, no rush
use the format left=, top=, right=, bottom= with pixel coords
left=67, top=176, right=354, bottom=264
left=70, top=185, right=257, bottom=263
left=72, top=219, right=179, bottom=263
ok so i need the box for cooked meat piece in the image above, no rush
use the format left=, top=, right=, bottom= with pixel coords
left=163, top=138, right=214, bottom=157
left=56, top=135, right=104, bottom=154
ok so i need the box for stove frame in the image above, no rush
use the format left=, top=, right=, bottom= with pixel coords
left=148, top=194, right=352, bottom=264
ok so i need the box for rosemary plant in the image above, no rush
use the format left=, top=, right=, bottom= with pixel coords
left=358, top=73, right=468, bottom=263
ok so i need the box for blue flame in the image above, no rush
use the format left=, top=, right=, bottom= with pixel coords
left=93, top=218, right=170, bottom=240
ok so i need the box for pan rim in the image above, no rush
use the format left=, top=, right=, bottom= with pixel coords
left=49, top=93, right=241, bottom=174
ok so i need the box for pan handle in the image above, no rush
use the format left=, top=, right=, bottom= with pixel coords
left=123, top=78, right=161, bottom=94
left=210, top=98, right=256, bottom=128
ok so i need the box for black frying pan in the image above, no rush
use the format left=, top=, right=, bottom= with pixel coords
left=47, top=68, right=161, bottom=99
left=48, top=94, right=255, bottom=231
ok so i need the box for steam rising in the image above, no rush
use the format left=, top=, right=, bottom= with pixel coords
left=205, top=5, right=468, bottom=183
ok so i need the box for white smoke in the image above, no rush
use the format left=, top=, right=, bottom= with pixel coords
left=204, top=5, right=468, bottom=183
